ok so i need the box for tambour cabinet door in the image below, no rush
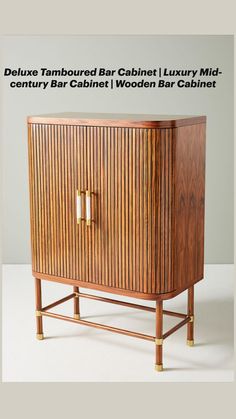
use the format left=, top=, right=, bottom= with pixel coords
left=94, top=126, right=174, bottom=295
left=28, top=124, right=174, bottom=295
left=28, top=123, right=83, bottom=280
left=28, top=123, right=107, bottom=283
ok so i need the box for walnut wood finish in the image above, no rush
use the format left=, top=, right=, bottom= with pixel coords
left=73, top=286, right=80, bottom=319
left=38, top=287, right=192, bottom=338
left=73, top=290, right=188, bottom=318
left=28, top=124, right=174, bottom=296
left=35, top=278, right=43, bottom=337
left=42, top=310, right=156, bottom=342
left=187, top=286, right=194, bottom=342
left=41, top=293, right=75, bottom=311
left=39, top=289, right=192, bottom=344
left=28, top=113, right=206, bottom=129
left=28, top=114, right=206, bottom=370
left=28, top=120, right=205, bottom=300
left=163, top=317, right=191, bottom=339
left=32, top=269, right=202, bottom=300
left=173, top=124, right=206, bottom=290
left=155, top=301, right=163, bottom=369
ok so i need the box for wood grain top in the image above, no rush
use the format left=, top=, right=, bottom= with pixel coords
left=27, top=113, right=206, bottom=128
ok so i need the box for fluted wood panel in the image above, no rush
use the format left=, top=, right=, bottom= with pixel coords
left=28, top=124, right=174, bottom=295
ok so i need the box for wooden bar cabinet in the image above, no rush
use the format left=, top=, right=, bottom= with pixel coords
left=27, top=113, right=206, bottom=371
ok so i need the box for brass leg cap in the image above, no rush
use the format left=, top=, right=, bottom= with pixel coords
left=36, top=333, right=44, bottom=340
left=187, top=339, right=194, bottom=346
left=155, top=364, right=163, bottom=372
left=74, top=314, right=80, bottom=320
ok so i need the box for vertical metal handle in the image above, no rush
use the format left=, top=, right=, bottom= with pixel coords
left=76, top=190, right=82, bottom=224
left=86, top=190, right=91, bottom=226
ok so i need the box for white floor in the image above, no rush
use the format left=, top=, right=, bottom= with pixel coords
left=2, top=264, right=234, bottom=382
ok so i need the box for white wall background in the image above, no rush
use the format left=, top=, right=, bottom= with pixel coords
left=0, top=35, right=234, bottom=263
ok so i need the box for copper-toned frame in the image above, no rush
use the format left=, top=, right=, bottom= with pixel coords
left=35, top=278, right=194, bottom=371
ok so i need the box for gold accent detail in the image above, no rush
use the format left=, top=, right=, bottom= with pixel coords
left=86, top=190, right=91, bottom=226
left=35, top=310, right=41, bottom=317
left=189, top=315, right=194, bottom=323
left=155, top=364, right=163, bottom=372
left=36, top=333, right=44, bottom=340
left=155, top=338, right=163, bottom=346
left=187, top=339, right=194, bottom=346
left=74, top=292, right=79, bottom=297
left=74, top=314, right=80, bottom=320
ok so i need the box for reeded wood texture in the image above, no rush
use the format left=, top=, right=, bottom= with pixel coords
left=173, top=123, right=206, bottom=289
left=28, top=124, right=174, bottom=295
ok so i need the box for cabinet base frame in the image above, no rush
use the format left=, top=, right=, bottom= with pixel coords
left=35, top=279, right=195, bottom=371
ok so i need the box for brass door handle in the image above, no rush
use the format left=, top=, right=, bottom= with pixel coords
left=86, top=191, right=91, bottom=226
left=76, top=190, right=82, bottom=224
left=77, top=190, right=93, bottom=225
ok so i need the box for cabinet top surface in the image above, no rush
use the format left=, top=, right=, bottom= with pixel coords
left=27, top=112, right=206, bottom=128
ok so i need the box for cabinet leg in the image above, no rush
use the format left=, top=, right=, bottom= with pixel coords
left=155, top=300, right=163, bottom=371
left=35, top=278, right=44, bottom=340
left=73, top=286, right=80, bottom=320
left=187, top=286, right=194, bottom=346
